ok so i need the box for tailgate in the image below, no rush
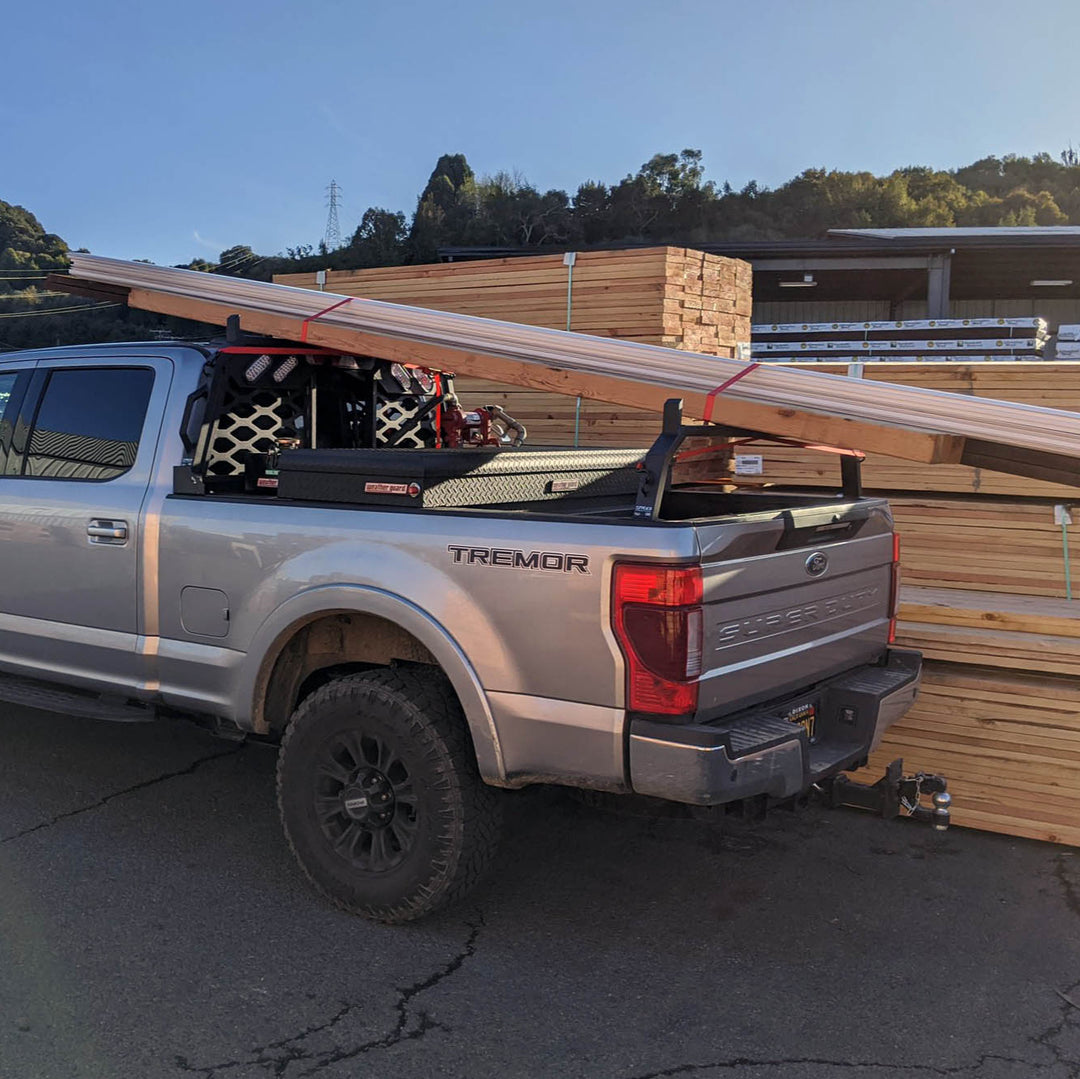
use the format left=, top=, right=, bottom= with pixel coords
left=695, top=501, right=895, bottom=717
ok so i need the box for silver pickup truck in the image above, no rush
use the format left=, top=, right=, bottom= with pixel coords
left=0, top=338, right=934, bottom=921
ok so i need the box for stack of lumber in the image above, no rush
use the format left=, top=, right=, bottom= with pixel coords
left=751, top=317, right=1049, bottom=362
left=896, top=587, right=1080, bottom=675
left=275, top=247, right=752, bottom=355
left=816, top=362, right=1080, bottom=846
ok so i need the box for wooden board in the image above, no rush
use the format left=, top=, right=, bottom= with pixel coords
left=899, top=586, right=1080, bottom=638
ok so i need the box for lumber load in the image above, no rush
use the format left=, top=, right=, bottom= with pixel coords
left=850, top=663, right=1080, bottom=847
left=275, top=247, right=751, bottom=355
left=56, top=256, right=1080, bottom=482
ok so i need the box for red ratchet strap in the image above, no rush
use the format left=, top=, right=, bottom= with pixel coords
left=300, top=297, right=353, bottom=342
left=702, top=362, right=762, bottom=423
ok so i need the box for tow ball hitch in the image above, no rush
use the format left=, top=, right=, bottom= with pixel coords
left=818, top=759, right=951, bottom=831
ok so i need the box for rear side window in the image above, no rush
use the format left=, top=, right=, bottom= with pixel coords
left=25, top=367, right=155, bottom=481
left=0, top=370, right=30, bottom=476
left=0, top=372, right=16, bottom=418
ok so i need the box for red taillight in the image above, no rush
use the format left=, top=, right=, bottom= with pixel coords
left=888, top=532, right=901, bottom=644
left=612, top=562, right=703, bottom=716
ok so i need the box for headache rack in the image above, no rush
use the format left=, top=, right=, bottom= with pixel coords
left=172, top=327, right=866, bottom=513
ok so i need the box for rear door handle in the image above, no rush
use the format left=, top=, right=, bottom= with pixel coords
left=88, top=519, right=128, bottom=544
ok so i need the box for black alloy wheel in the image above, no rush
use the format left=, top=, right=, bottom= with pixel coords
left=313, top=728, right=418, bottom=873
left=277, top=667, right=503, bottom=923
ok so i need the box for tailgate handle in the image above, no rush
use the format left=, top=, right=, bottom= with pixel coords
left=88, top=519, right=128, bottom=544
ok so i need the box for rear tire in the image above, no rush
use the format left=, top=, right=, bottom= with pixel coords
left=276, top=668, right=502, bottom=923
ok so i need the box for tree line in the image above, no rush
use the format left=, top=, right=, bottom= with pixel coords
left=5, top=146, right=1080, bottom=349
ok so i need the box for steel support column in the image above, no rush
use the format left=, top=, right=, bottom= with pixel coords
left=927, top=252, right=953, bottom=318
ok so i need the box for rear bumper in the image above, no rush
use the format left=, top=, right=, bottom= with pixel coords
left=628, top=648, right=921, bottom=805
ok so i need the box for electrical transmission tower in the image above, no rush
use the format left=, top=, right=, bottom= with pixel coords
left=324, top=180, right=343, bottom=250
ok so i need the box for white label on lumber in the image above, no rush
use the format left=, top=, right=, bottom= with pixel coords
left=735, top=454, right=764, bottom=475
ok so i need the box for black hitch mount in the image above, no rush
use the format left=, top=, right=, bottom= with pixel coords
left=819, top=759, right=951, bottom=831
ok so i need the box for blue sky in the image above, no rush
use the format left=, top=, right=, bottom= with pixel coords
left=3, top=0, right=1080, bottom=265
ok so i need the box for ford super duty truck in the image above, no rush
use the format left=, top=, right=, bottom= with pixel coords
left=0, top=336, right=943, bottom=922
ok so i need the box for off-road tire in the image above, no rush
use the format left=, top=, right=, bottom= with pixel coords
left=277, top=668, right=502, bottom=923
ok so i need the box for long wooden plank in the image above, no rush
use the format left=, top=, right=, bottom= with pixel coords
left=124, top=286, right=964, bottom=463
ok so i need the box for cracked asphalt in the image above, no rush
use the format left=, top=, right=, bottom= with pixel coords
left=0, top=704, right=1077, bottom=1079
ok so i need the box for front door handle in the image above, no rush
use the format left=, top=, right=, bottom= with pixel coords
left=88, top=519, right=128, bottom=544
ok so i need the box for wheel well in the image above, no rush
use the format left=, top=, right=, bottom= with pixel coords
left=254, top=611, right=438, bottom=734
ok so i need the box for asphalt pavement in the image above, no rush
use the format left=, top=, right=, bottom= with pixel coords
left=0, top=703, right=1077, bottom=1079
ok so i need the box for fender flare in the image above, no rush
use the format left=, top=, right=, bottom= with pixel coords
left=237, top=584, right=505, bottom=783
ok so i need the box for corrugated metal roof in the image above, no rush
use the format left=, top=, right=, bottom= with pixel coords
left=830, top=226, right=1080, bottom=240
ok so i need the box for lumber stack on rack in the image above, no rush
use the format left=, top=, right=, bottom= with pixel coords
left=751, top=317, right=1049, bottom=362
left=275, top=247, right=752, bottom=355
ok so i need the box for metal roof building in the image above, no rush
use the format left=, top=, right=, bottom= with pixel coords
left=440, top=227, right=1080, bottom=331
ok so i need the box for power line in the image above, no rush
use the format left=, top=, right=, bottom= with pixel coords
left=324, top=179, right=342, bottom=251
left=0, top=302, right=122, bottom=319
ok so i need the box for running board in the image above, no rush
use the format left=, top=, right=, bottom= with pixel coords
left=0, top=674, right=157, bottom=723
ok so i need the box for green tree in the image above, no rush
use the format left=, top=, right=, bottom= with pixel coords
left=349, top=208, right=408, bottom=266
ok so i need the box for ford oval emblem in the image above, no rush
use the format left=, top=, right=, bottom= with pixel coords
left=805, top=552, right=829, bottom=577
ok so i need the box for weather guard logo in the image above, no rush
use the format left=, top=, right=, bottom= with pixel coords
left=447, top=545, right=590, bottom=574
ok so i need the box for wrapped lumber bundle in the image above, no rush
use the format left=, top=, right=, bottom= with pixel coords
left=751, top=317, right=1049, bottom=362
left=850, top=663, right=1080, bottom=847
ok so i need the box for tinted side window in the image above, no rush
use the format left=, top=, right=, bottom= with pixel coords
left=0, top=370, right=31, bottom=476
left=25, top=368, right=155, bottom=481
left=0, top=373, right=16, bottom=420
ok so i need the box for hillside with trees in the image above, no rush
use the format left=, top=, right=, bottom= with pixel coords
left=5, top=148, right=1080, bottom=349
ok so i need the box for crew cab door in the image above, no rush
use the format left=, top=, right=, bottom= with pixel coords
left=0, top=356, right=172, bottom=693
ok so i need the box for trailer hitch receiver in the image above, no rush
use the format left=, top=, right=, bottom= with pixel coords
left=820, top=759, right=951, bottom=831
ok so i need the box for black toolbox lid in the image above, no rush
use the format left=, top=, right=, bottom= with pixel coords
left=277, top=447, right=645, bottom=481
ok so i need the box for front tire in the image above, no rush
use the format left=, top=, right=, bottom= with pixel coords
left=276, top=668, right=502, bottom=923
